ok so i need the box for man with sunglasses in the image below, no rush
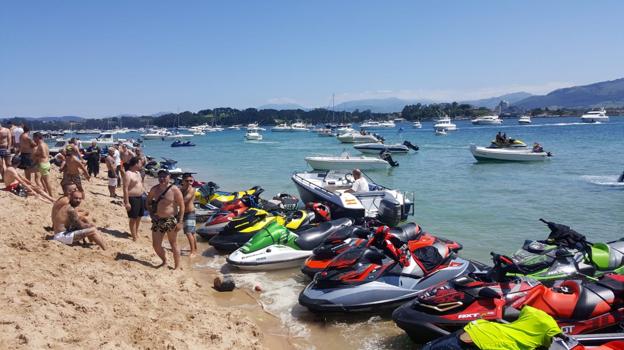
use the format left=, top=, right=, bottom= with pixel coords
left=147, top=169, right=184, bottom=270
left=179, top=173, right=198, bottom=257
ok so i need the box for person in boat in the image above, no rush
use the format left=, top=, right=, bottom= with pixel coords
left=532, top=142, right=544, bottom=153
left=495, top=132, right=503, bottom=144
left=345, top=168, right=369, bottom=193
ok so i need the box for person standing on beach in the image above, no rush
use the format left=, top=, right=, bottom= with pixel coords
left=179, top=173, right=198, bottom=257
left=52, top=190, right=106, bottom=250
left=85, top=141, right=101, bottom=178
left=105, top=148, right=117, bottom=197
left=61, top=146, right=90, bottom=197
left=0, top=122, right=12, bottom=181
left=32, top=132, right=53, bottom=197
left=123, top=156, right=145, bottom=241
left=12, top=122, right=23, bottom=154
left=113, top=145, right=122, bottom=188
left=147, top=170, right=184, bottom=270
left=18, top=125, right=37, bottom=181
left=120, top=144, right=135, bottom=171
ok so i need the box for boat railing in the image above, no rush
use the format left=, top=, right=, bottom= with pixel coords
left=292, top=172, right=340, bottom=198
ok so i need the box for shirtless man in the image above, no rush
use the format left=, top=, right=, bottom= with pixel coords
left=147, top=170, right=184, bottom=269
left=0, top=122, right=12, bottom=180
left=51, top=183, right=78, bottom=225
left=32, top=132, right=53, bottom=197
left=179, top=173, right=198, bottom=257
left=18, top=125, right=37, bottom=181
left=52, top=190, right=106, bottom=250
left=123, top=156, right=145, bottom=241
left=61, top=146, right=90, bottom=197
left=120, top=144, right=135, bottom=171
left=3, top=157, right=54, bottom=203
left=105, top=148, right=117, bottom=197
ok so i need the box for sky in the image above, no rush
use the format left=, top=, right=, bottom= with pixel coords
left=1, top=1, right=623, bottom=117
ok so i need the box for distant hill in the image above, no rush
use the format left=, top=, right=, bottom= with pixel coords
left=514, top=78, right=624, bottom=109
left=462, top=92, right=533, bottom=109
left=258, top=103, right=307, bottom=110
left=332, top=98, right=436, bottom=113
left=20, top=115, right=85, bottom=122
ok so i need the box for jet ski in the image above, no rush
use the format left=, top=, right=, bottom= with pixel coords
left=196, top=194, right=260, bottom=240
left=392, top=253, right=624, bottom=343
left=171, top=140, right=196, bottom=147
left=227, top=218, right=353, bottom=271
left=505, top=219, right=624, bottom=283
left=208, top=208, right=316, bottom=253
left=298, top=226, right=475, bottom=313
left=618, top=170, right=624, bottom=183
left=301, top=222, right=422, bottom=278
left=195, top=181, right=263, bottom=208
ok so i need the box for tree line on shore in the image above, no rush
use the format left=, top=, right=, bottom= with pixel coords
left=2, top=103, right=620, bottom=131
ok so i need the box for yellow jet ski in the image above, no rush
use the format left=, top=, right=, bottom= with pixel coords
left=195, top=182, right=263, bottom=207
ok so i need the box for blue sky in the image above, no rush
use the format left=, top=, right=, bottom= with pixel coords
left=1, top=1, right=623, bottom=117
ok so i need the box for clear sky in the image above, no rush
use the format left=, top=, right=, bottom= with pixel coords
left=1, top=1, right=623, bottom=117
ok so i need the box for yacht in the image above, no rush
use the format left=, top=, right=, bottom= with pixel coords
left=304, top=154, right=393, bottom=171
left=336, top=130, right=382, bottom=143
left=360, top=120, right=396, bottom=129
left=518, top=115, right=532, bottom=124
left=433, top=116, right=457, bottom=131
left=581, top=108, right=609, bottom=123
left=141, top=129, right=171, bottom=140
left=471, top=115, right=502, bottom=125
left=89, top=133, right=134, bottom=148
left=271, top=123, right=292, bottom=132
left=412, top=120, right=422, bottom=128
left=291, top=122, right=310, bottom=131
left=291, top=170, right=413, bottom=225
left=245, top=131, right=263, bottom=141
left=247, top=123, right=266, bottom=131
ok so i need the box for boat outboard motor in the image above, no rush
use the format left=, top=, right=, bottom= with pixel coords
left=380, top=150, right=399, bottom=167
left=618, top=170, right=624, bottom=183
left=402, top=141, right=419, bottom=151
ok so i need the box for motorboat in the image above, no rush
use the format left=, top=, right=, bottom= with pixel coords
left=227, top=125, right=242, bottom=130
left=435, top=129, right=447, bottom=136
left=354, top=141, right=418, bottom=154
left=89, top=133, right=134, bottom=148
left=433, top=116, right=457, bottom=131
left=141, top=130, right=171, bottom=140
left=163, top=132, right=193, bottom=140
left=245, top=131, right=263, bottom=141
left=48, top=139, right=71, bottom=155
left=291, top=170, right=413, bottom=224
left=336, top=130, right=382, bottom=143
left=360, top=120, right=396, bottom=129
left=581, top=108, right=609, bottom=123
left=518, top=115, right=532, bottom=124
left=304, top=153, right=396, bottom=171
left=271, top=123, right=292, bottom=132
left=470, top=144, right=551, bottom=162
left=291, top=122, right=310, bottom=131
left=247, top=123, right=266, bottom=131
left=412, top=121, right=422, bottom=128
left=471, top=115, right=502, bottom=125
left=317, top=128, right=335, bottom=137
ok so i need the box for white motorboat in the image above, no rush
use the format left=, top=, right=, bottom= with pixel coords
left=412, top=121, right=422, bottom=128
left=470, top=144, right=551, bottom=162
left=433, top=116, right=457, bottom=131
left=89, top=133, right=134, bottom=148
left=518, top=115, right=532, bottom=124
left=317, top=128, right=335, bottom=137
left=245, top=131, right=263, bottom=141
left=227, top=125, right=242, bottom=130
left=360, top=120, right=396, bottom=129
left=471, top=115, right=502, bottom=125
left=581, top=108, right=609, bottom=123
left=354, top=141, right=419, bottom=154
left=305, top=153, right=395, bottom=171
left=271, top=123, right=292, bottom=132
left=247, top=123, right=266, bottom=131
left=141, top=130, right=171, bottom=140
left=336, top=130, right=382, bottom=143
left=435, top=129, right=447, bottom=136
left=291, top=170, right=414, bottom=225
left=163, top=132, right=193, bottom=140
left=291, top=122, right=310, bottom=131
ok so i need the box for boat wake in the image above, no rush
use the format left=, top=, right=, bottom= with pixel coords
left=581, top=175, right=624, bottom=187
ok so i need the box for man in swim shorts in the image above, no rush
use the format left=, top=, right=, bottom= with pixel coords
left=147, top=170, right=185, bottom=269
left=52, top=190, right=106, bottom=250
left=32, top=132, right=53, bottom=197
left=179, top=172, right=198, bottom=257
left=61, top=146, right=90, bottom=197
left=123, top=156, right=145, bottom=241
left=105, top=148, right=117, bottom=197
left=18, top=125, right=37, bottom=180
left=0, top=122, right=12, bottom=181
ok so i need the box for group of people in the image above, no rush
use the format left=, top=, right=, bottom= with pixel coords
left=2, top=123, right=198, bottom=270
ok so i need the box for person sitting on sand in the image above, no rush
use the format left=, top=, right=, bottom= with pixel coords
left=61, top=146, right=91, bottom=197
left=147, top=169, right=185, bottom=270
left=123, top=156, right=145, bottom=241
left=52, top=190, right=106, bottom=250
left=51, top=183, right=79, bottom=225
left=2, top=157, right=54, bottom=203
left=179, top=172, right=198, bottom=257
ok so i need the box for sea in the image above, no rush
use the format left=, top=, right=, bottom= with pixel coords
left=66, top=116, right=624, bottom=349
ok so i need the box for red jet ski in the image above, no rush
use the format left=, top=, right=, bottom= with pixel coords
left=301, top=222, right=422, bottom=278
left=392, top=253, right=624, bottom=343
left=196, top=195, right=259, bottom=239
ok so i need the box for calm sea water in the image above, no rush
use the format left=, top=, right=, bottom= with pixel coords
left=137, top=116, right=624, bottom=260
left=71, top=116, right=624, bottom=349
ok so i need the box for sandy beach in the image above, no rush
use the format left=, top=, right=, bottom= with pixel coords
left=0, top=169, right=268, bottom=349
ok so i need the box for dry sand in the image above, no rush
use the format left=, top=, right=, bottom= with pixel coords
left=0, top=169, right=267, bottom=349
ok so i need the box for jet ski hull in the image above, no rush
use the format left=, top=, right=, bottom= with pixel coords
left=209, top=232, right=254, bottom=253
left=227, top=247, right=313, bottom=271
left=196, top=221, right=229, bottom=240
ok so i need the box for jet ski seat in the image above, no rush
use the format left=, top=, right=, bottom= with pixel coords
left=593, top=243, right=624, bottom=270
left=295, top=218, right=353, bottom=250
left=390, top=223, right=422, bottom=242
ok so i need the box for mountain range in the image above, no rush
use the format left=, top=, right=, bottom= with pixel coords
left=513, top=78, right=624, bottom=109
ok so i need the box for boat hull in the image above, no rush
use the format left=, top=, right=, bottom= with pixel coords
left=305, top=157, right=389, bottom=171
left=470, top=145, right=549, bottom=162
left=227, top=247, right=312, bottom=271
left=354, top=143, right=409, bottom=154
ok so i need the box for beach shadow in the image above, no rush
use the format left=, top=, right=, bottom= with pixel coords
left=43, top=226, right=53, bottom=232
left=98, top=227, right=131, bottom=239
left=88, top=190, right=110, bottom=198
left=114, top=252, right=160, bottom=268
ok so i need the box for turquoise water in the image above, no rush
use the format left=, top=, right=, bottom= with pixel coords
left=139, top=117, right=624, bottom=260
